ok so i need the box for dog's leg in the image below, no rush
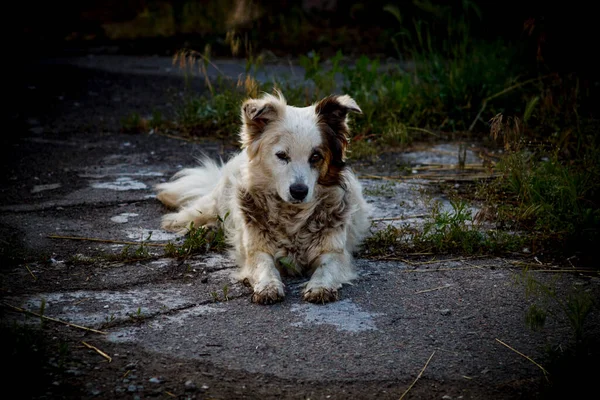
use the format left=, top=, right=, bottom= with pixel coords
left=161, top=196, right=218, bottom=234
left=303, top=252, right=357, bottom=303
left=244, top=252, right=285, bottom=305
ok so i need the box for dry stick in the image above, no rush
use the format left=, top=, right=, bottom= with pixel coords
left=461, top=260, right=487, bottom=270
left=24, top=264, right=37, bottom=281
left=415, top=285, right=453, bottom=294
left=509, top=260, right=558, bottom=269
left=521, top=269, right=597, bottom=274
left=372, top=215, right=428, bottom=222
left=413, top=255, right=485, bottom=265
left=82, top=341, right=112, bottom=363
left=359, top=174, right=404, bottom=181
left=359, top=173, right=498, bottom=182
left=399, top=351, right=436, bottom=400
left=2, top=303, right=107, bottom=335
left=375, top=257, right=418, bottom=266
left=508, top=261, right=597, bottom=274
left=403, top=266, right=483, bottom=273
left=47, top=235, right=167, bottom=247
left=495, top=339, right=549, bottom=380
left=373, top=256, right=418, bottom=266
left=468, top=73, right=557, bottom=131
left=406, top=126, right=440, bottom=137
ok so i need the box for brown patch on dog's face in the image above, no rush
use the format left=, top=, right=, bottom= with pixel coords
left=315, top=95, right=361, bottom=186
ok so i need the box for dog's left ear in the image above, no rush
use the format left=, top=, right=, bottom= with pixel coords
left=316, top=95, right=362, bottom=120
left=315, top=94, right=362, bottom=160
left=315, top=95, right=361, bottom=186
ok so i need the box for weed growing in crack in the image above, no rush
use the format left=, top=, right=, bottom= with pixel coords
left=104, top=232, right=154, bottom=262
left=364, top=196, right=527, bottom=258
left=164, top=213, right=228, bottom=258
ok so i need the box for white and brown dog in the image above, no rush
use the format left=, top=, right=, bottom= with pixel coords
left=156, top=92, right=370, bottom=304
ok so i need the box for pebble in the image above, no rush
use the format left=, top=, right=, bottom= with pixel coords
left=440, top=309, right=451, bottom=316
left=127, top=384, right=137, bottom=392
left=149, top=377, right=162, bottom=384
left=184, top=380, right=197, bottom=391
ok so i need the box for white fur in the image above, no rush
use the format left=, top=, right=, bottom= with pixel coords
left=156, top=93, right=371, bottom=304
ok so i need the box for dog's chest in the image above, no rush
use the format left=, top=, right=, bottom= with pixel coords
left=239, top=191, right=348, bottom=266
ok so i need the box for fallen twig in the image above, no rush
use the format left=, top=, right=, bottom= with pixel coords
left=495, top=338, right=549, bottom=380
left=373, top=256, right=418, bottom=266
left=416, top=256, right=484, bottom=265
left=403, top=266, right=484, bottom=273
left=411, top=164, right=487, bottom=171
left=371, top=215, right=427, bottom=222
left=415, top=285, right=453, bottom=294
left=358, top=174, right=405, bottom=181
left=406, top=126, right=440, bottom=137
left=2, top=302, right=107, bottom=335
left=24, top=265, right=37, bottom=281
left=82, top=341, right=112, bottom=363
left=399, top=351, right=436, bottom=400
left=48, top=235, right=167, bottom=247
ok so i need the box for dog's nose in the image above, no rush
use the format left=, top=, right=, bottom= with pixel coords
left=289, top=183, right=308, bottom=201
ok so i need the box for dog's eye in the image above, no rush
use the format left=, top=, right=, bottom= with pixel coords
left=276, top=151, right=289, bottom=162
left=309, top=152, right=322, bottom=163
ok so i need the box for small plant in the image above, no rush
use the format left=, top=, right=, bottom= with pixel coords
left=363, top=224, right=405, bottom=257
left=104, top=314, right=116, bottom=324
left=164, top=214, right=228, bottom=258
left=517, top=269, right=595, bottom=343
left=121, top=112, right=148, bottom=133
left=210, top=291, right=219, bottom=303
left=222, top=285, right=229, bottom=301
left=128, top=307, right=145, bottom=322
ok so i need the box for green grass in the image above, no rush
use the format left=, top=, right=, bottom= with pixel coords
left=364, top=197, right=527, bottom=258
left=164, top=216, right=228, bottom=258
left=484, top=149, right=600, bottom=259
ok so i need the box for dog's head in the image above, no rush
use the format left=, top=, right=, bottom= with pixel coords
left=240, top=92, right=361, bottom=204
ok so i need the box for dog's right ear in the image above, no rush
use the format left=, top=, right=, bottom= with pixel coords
left=240, top=98, right=280, bottom=155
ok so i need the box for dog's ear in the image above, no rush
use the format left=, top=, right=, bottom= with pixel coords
left=315, top=95, right=361, bottom=186
left=316, top=94, right=361, bottom=158
left=240, top=96, right=282, bottom=158
left=316, top=95, right=362, bottom=120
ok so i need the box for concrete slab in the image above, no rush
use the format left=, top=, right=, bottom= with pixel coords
left=2, top=57, right=598, bottom=400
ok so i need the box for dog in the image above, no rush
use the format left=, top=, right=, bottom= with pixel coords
left=156, top=92, right=370, bottom=304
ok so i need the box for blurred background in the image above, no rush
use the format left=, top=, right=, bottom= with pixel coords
left=15, top=0, right=597, bottom=77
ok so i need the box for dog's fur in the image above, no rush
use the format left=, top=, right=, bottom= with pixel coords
left=156, top=92, right=370, bottom=304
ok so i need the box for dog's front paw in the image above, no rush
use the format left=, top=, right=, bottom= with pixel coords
left=251, top=281, right=285, bottom=305
left=303, top=287, right=339, bottom=304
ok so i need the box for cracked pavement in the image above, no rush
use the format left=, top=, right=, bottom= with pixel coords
left=2, top=56, right=598, bottom=399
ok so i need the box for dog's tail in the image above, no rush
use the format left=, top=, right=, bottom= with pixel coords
left=156, top=157, right=223, bottom=209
